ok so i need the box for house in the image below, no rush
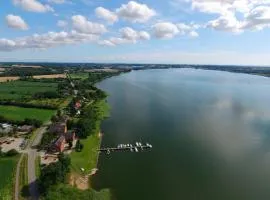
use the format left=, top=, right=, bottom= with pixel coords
left=65, top=130, right=76, bottom=142
left=17, top=125, right=33, bottom=133
left=53, top=136, right=66, bottom=152
left=0, top=123, right=13, bottom=134
left=49, top=122, right=67, bottom=135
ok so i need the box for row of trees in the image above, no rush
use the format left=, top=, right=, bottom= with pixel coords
left=0, top=116, right=42, bottom=127
left=0, top=100, right=59, bottom=110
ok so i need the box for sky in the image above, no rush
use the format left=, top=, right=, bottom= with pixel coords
left=0, top=0, right=270, bottom=65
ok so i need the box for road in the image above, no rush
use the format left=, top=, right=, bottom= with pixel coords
left=14, top=126, right=48, bottom=200
left=14, top=154, right=24, bottom=200
left=28, top=126, right=47, bottom=200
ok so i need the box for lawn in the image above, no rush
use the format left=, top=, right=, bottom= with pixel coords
left=70, top=133, right=101, bottom=174
left=0, top=80, right=58, bottom=100
left=0, top=155, right=20, bottom=200
left=70, top=73, right=89, bottom=80
left=0, top=105, right=55, bottom=123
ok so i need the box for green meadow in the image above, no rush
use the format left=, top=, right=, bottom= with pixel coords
left=0, top=81, right=58, bottom=100
left=0, top=105, right=55, bottom=123
left=0, top=156, right=19, bottom=200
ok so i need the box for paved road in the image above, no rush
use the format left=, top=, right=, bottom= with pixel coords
left=28, top=126, right=47, bottom=200
left=14, top=126, right=48, bottom=200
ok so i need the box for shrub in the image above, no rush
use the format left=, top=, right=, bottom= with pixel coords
left=5, top=149, right=19, bottom=157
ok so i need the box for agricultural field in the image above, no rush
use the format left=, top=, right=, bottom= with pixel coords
left=70, top=73, right=89, bottom=80
left=0, top=105, right=55, bottom=123
left=0, top=81, right=58, bottom=100
left=0, top=155, right=19, bottom=200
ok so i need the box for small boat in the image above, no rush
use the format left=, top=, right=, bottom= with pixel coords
left=130, top=147, right=133, bottom=152
left=135, top=147, right=138, bottom=152
left=106, top=149, right=110, bottom=155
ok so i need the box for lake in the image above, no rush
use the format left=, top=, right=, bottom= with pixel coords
left=94, top=68, right=270, bottom=200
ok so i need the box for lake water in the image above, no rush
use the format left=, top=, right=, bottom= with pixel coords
left=94, top=69, right=270, bottom=200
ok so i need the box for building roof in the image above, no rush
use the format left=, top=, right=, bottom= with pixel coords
left=55, top=135, right=65, bottom=146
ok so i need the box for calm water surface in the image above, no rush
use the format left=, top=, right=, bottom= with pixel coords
left=93, top=69, right=270, bottom=200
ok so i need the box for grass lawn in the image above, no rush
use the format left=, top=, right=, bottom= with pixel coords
left=19, top=154, right=29, bottom=200
left=0, top=155, right=20, bottom=200
left=0, top=80, right=58, bottom=100
left=70, top=133, right=100, bottom=174
left=70, top=73, right=89, bottom=80
left=0, top=105, right=55, bottom=123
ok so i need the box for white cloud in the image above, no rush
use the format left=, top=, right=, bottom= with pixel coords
left=48, top=0, right=65, bottom=4
left=152, top=22, right=199, bottom=39
left=243, top=6, right=270, bottom=30
left=71, top=15, right=107, bottom=35
left=116, top=1, right=156, bottom=23
left=13, top=0, right=54, bottom=13
left=99, top=27, right=150, bottom=47
left=189, top=0, right=270, bottom=33
left=95, top=7, right=118, bottom=24
left=152, top=22, right=179, bottom=39
left=207, top=11, right=243, bottom=33
left=189, top=30, right=199, bottom=37
left=57, top=20, right=68, bottom=28
left=120, top=27, right=150, bottom=41
left=0, top=31, right=99, bottom=51
left=6, top=14, right=29, bottom=30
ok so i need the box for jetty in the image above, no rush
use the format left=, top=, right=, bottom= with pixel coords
left=98, top=142, right=153, bottom=154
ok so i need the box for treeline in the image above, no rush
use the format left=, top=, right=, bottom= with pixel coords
left=32, top=91, right=60, bottom=99
left=88, top=71, right=122, bottom=84
left=76, top=101, right=106, bottom=138
left=0, top=67, right=63, bottom=77
left=0, top=115, right=42, bottom=127
left=0, top=100, right=58, bottom=110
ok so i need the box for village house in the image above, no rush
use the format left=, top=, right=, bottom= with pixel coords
left=65, top=130, right=76, bottom=142
left=51, top=130, right=76, bottom=153
left=52, top=135, right=66, bottom=152
left=0, top=123, right=13, bottom=134
left=49, top=122, right=67, bottom=135
left=17, top=125, right=33, bottom=133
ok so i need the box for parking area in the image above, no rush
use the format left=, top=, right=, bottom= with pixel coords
left=40, top=151, right=59, bottom=166
left=0, top=137, right=26, bottom=153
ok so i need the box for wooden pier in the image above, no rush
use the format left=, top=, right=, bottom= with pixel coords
left=98, top=143, right=152, bottom=154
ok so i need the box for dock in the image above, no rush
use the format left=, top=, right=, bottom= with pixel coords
left=98, top=142, right=152, bottom=154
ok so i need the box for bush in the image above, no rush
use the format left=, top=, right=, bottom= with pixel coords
left=5, top=149, right=19, bottom=157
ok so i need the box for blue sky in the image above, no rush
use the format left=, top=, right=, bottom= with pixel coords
left=0, top=0, right=270, bottom=65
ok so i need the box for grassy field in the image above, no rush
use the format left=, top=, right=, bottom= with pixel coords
left=70, top=133, right=100, bottom=174
left=0, top=80, right=58, bottom=100
left=70, top=73, right=89, bottom=80
left=0, top=155, right=20, bottom=200
left=19, top=154, right=29, bottom=200
left=0, top=105, right=55, bottom=122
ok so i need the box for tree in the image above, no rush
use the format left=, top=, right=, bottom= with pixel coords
left=5, top=149, right=19, bottom=157
left=75, top=140, right=83, bottom=152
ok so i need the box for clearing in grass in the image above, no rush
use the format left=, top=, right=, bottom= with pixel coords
left=0, top=105, right=55, bottom=123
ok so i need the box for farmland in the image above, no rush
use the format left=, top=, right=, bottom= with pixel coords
left=0, top=81, right=58, bottom=100
left=0, top=105, right=55, bottom=123
left=0, top=155, right=19, bottom=200
left=70, top=73, right=89, bottom=80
